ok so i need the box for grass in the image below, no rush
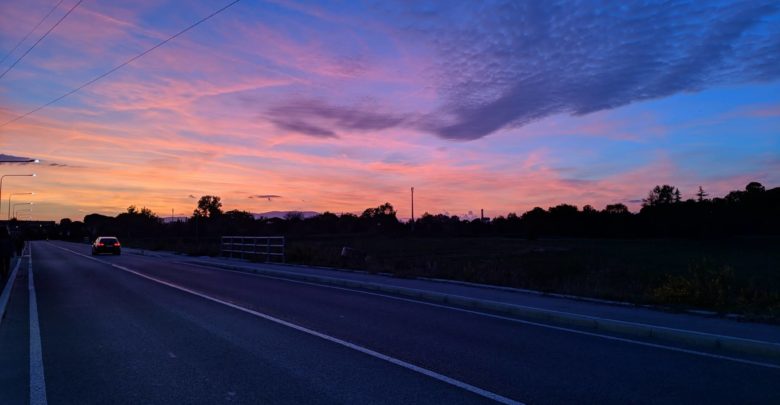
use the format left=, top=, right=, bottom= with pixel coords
left=283, top=236, right=780, bottom=320
left=124, top=234, right=780, bottom=320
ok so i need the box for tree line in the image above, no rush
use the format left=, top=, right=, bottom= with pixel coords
left=56, top=182, right=779, bottom=241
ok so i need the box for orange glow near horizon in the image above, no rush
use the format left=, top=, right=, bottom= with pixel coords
left=1, top=0, right=777, bottom=222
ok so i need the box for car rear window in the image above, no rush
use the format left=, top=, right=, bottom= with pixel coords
left=100, top=238, right=118, bottom=244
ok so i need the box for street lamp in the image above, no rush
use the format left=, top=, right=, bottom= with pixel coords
left=11, top=202, right=32, bottom=220
left=0, top=174, right=36, bottom=217
left=8, top=192, right=34, bottom=220
left=14, top=208, right=31, bottom=219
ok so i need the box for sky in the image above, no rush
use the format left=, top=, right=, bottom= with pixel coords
left=0, top=0, right=778, bottom=221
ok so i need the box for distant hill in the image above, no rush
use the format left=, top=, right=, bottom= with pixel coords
left=253, top=211, right=320, bottom=220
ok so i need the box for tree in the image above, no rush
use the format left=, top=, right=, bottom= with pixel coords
left=604, top=203, right=629, bottom=215
left=696, top=186, right=709, bottom=202
left=123, top=205, right=156, bottom=220
left=361, top=203, right=396, bottom=219
left=193, top=195, right=223, bottom=218
left=284, top=211, right=304, bottom=221
left=223, top=209, right=254, bottom=222
left=548, top=204, right=578, bottom=216
left=746, top=182, right=765, bottom=193
left=360, top=202, right=399, bottom=232
left=643, top=185, right=680, bottom=207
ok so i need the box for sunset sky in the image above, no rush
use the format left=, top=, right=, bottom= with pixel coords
left=1, top=0, right=778, bottom=221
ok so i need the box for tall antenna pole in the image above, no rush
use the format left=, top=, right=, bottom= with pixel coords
left=411, top=187, right=415, bottom=232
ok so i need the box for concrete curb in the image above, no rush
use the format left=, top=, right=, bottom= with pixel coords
left=0, top=257, right=22, bottom=326
left=186, top=258, right=780, bottom=361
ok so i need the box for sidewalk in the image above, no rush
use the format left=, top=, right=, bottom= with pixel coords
left=124, top=247, right=780, bottom=359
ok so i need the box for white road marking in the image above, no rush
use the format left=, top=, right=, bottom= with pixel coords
left=55, top=242, right=780, bottom=371
left=29, top=244, right=48, bottom=405
left=47, top=243, right=524, bottom=405
left=177, top=260, right=780, bottom=370
left=0, top=253, right=23, bottom=327
left=182, top=262, right=775, bottom=346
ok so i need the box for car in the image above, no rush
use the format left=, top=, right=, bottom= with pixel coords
left=92, top=237, right=121, bottom=256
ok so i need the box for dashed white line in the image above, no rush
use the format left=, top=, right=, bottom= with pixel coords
left=29, top=244, right=48, bottom=405
left=48, top=242, right=525, bottom=405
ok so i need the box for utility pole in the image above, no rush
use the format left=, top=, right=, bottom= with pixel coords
left=410, top=187, right=415, bottom=232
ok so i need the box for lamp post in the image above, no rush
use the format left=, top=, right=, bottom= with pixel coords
left=14, top=208, right=31, bottom=219
left=11, top=202, right=32, bottom=220
left=8, top=193, right=34, bottom=220
left=0, top=174, right=36, bottom=218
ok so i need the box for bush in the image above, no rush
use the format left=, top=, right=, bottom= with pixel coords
left=651, top=259, right=736, bottom=313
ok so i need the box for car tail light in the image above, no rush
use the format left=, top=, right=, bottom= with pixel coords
left=114, top=243, right=121, bottom=247
left=97, top=243, right=104, bottom=247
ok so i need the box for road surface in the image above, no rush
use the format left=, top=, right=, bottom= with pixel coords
left=1, top=241, right=778, bottom=404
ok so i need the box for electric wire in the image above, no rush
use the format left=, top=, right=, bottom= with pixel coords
left=0, top=0, right=242, bottom=128
left=0, top=0, right=66, bottom=67
left=0, top=0, right=84, bottom=80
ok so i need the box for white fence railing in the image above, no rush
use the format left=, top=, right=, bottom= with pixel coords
left=220, top=236, right=285, bottom=262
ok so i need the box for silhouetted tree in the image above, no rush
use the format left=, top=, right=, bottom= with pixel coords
left=643, top=185, right=680, bottom=207
left=360, top=203, right=400, bottom=233
left=746, top=182, right=765, bottom=193
left=696, top=186, right=709, bottom=202
left=604, top=203, right=629, bottom=215
left=58, top=181, right=780, bottom=249
left=193, top=196, right=223, bottom=218
left=285, top=211, right=304, bottom=221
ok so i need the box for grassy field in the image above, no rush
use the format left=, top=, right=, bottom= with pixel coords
left=284, top=236, right=780, bottom=320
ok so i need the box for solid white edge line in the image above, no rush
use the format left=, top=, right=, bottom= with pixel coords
left=0, top=253, right=23, bottom=327
left=52, top=241, right=780, bottom=371
left=53, top=242, right=780, bottom=371
left=46, top=242, right=524, bottom=405
left=29, top=243, right=48, bottom=405
left=178, top=261, right=780, bottom=370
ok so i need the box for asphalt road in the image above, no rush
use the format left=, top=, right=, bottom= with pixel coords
left=1, top=240, right=778, bottom=404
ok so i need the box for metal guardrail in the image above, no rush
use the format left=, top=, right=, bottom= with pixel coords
left=220, top=236, right=285, bottom=262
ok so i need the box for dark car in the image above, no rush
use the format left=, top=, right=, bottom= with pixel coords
left=92, top=237, right=121, bottom=256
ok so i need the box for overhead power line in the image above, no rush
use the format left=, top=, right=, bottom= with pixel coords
left=0, top=0, right=83, bottom=80
left=0, top=0, right=242, bottom=129
left=0, top=0, right=66, bottom=67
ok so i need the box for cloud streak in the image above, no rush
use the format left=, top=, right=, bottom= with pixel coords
left=265, top=99, right=406, bottom=138
left=0, top=0, right=777, bottom=221
left=249, top=194, right=282, bottom=200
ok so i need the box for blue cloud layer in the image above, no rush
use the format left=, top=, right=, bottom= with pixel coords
left=269, top=0, right=780, bottom=140
left=413, top=0, right=780, bottom=140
